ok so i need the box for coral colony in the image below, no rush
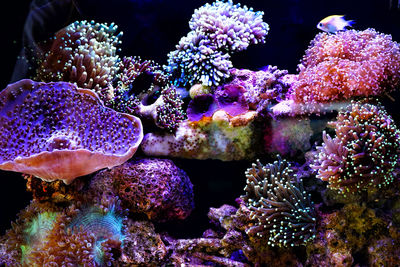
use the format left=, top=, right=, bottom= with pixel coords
left=2, top=0, right=400, bottom=266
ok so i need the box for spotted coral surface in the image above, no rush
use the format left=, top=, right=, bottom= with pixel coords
left=311, top=101, right=400, bottom=195
left=0, top=79, right=143, bottom=184
left=91, top=158, right=194, bottom=222
left=36, top=20, right=122, bottom=101
left=242, top=157, right=316, bottom=247
left=292, top=29, right=400, bottom=105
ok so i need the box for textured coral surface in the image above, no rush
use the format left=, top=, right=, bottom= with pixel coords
left=0, top=79, right=143, bottom=183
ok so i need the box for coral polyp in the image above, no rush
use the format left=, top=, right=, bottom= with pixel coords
left=242, top=157, right=316, bottom=247
left=36, top=20, right=122, bottom=101
left=311, top=101, right=400, bottom=194
left=166, top=0, right=269, bottom=87
left=291, top=29, right=400, bottom=105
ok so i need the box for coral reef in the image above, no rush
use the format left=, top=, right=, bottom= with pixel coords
left=166, top=0, right=269, bottom=87
left=263, top=117, right=313, bottom=157
left=306, top=203, right=400, bottom=267
left=0, top=201, right=125, bottom=266
left=0, top=79, right=143, bottom=184
left=120, top=219, right=167, bottom=265
left=3, top=2, right=400, bottom=267
left=109, top=56, right=185, bottom=132
left=89, top=158, right=194, bottom=222
left=291, top=29, right=400, bottom=106
left=311, top=101, right=400, bottom=195
left=227, top=66, right=292, bottom=111
left=141, top=111, right=260, bottom=161
left=36, top=20, right=122, bottom=101
left=242, top=157, right=317, bottom=247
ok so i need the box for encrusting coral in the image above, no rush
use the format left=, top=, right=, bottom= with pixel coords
left=89, top=158, right=194, bottom=222
left=226, top=66, right=292, bottom=111
left=0, top=79, right=143, bottom=184
left=311, top=101, right=400, bottom=195
left=306, top=203, right=400, bottom=267
left=36, top=20, right=122, bottom=101
left=291, top=28, right=400, bottom=106
left=166, top=0, right=269, bottom=87
left=141, top=111, right=260, bottom=161
left=242, top=157, right=317, bottom=247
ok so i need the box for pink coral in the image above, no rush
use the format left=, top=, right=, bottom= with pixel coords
left=0, top=79, right=143, bottom=184
left=292, top=29, right=400, bottom=104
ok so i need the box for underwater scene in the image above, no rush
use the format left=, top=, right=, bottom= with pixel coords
left=1, top=0, right=400, bottom=266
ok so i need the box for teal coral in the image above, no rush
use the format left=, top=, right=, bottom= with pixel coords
left=242, top=157, right=316, bottom=247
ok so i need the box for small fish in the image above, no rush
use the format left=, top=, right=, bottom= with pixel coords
left=317, top=15, right=354, bottom=33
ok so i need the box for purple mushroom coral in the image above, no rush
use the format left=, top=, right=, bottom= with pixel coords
left=0, top=79, right=143, bottom=184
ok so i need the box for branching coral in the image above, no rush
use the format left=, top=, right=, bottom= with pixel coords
left=166, top=0, right=269, bottom=87
left=109, top=56, right=185, bottom=132
left=311, top=101, right=400, bottom=195
left=36, top=20, right=122, bottom=101
left=242, top=157, right=316, bottom=247
left=291, top=29, right=400, bottom=105
left=0, top=79, right=143, bottom=184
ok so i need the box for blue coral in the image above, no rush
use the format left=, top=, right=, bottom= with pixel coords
left=166, top=0, right=269, bottom=88
left=242, top=157, right=316, bottom=247
left=68, top=206, right=124, bottom=266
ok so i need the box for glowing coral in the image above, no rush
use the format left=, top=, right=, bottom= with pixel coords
left=242, top=157, right=316, bottom=247
left=0, top=79, right=143, bottom=184
left=291, top=29, right=400, bottom=104
left=166, top=0, right=269, bottom=87
left=36, top=20, right=122, bottom=100
left=311, top=101, right=400, bottom=194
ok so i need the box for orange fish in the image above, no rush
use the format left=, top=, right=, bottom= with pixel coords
left=317, top=15, right=354, bottom=33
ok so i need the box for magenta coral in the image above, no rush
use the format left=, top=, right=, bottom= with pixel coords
left=0, top=79, right=143, bottom=184
left=311, top=101, right=400, bottom=194
left=292, top=29, right=400, bottom=104
left=91, top=158, right=194, bottom=222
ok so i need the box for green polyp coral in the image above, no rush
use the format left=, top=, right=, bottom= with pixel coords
left=21, top=211, right=59, bottom=265
left=68, top=206, right=125, bottom=266
left=242, top=157, right=317, bottom=248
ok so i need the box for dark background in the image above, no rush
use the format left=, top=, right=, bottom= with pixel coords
left=1, top=0, right=400, bottom=237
